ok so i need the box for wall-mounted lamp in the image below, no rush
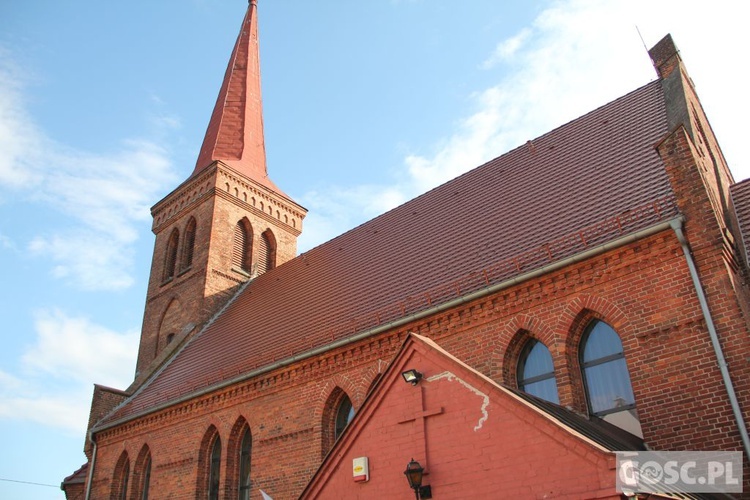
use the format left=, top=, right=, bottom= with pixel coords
left=401, top=369, right=423, bottom=385
left=404, top=458, right=432, bottom=499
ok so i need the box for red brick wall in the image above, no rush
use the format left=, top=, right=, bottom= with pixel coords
left=87, top=226, right=750, bottom=498
left=133, top=163, right=305, bottom=380
left=304, top=345, right=620, bottom=499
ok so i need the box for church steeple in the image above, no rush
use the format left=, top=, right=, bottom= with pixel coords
left=193, top=0, right=279, bottom=192
left=132, top=0, right=306, bottom=381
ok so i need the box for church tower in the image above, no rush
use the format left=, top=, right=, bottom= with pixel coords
left=133, top=0, right=306, bottom=379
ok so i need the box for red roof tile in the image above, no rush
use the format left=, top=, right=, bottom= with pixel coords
left=102, top=79, right=677, bottom=426
left=730, top=179, right=750, bottom=264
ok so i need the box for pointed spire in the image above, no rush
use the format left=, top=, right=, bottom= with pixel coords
left=193, top=0, right=278, bottom=191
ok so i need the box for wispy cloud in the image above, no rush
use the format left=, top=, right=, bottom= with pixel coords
left=481, top=28, right=531, bottom=69
left=298, top=0, right=748, bottom=251
left=0, top=49, right=179, bottom=291
left=0, top=309, right=138, bottom=435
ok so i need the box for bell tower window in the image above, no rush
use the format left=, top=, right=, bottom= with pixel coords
left=162, top=229, right=179, bottom=282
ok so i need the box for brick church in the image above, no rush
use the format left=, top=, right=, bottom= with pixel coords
left=63, top=1, right=750, bottom=498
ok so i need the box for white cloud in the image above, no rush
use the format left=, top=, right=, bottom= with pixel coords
left=0, top=49, right=179, bottom=291
left=481, top=28, right=531, bottom=69
left=0, top=48, right=44, bottom=188
left=0, top=309, right=138, bottom=435
left=24, top=309, right=139, bottom=387
left=298, top=0, right=750, bottom=250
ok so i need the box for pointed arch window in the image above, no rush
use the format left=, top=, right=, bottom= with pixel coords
left=232, top=220, right=252, bottom=273
left=163, top=229, right=179, bottom=282
left=580, top=320, right=642, bottom=436
left=238, top=426, right=252, bottom=500
left=209, top=436, right=222, bottom=500
left=140, top=456, right=151, bottom=500
left=335, top=395, right=355, bottom=440
left=257, top=230, right=276, bottom=275
left=517, top=339, right=559, bottom=404
left=180, top=217, right=197, bottom=272
left=112, top=452, right=130, bottom=500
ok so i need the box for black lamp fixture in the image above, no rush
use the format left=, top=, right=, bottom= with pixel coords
left=401, top=369, right=423, bottom=385
left=404, top=458, right=432, bottom=499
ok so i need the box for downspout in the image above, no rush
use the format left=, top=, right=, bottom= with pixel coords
left=670, top=218, right=750, bottom=460
left=84, top=431, right=97, bottom=500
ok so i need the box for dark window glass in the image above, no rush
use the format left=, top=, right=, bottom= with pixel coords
left=238, top=427, right=252, bottom=500
left=120, top=460, right=130, bottom=500
left=334, top=396, right=355, bottom=440
left=517, top=339, right=559, bottom=404
left=209, top=436, right=221, bottom=500
left=141, top=456, right=151, bottom=500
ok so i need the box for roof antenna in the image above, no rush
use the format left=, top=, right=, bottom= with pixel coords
left=635, top=25, right=649, bottom=54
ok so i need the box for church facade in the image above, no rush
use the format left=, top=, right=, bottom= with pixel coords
left=63, top=2, right=750, bottom=498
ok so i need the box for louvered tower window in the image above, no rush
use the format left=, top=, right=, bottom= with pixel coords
left=163, top=229, right=179, bottom=282
left=232, top=220, right=252, bottom=272
left=257, top=230, right=276, bottom=275
left=180, top=217, right=196, bottom=272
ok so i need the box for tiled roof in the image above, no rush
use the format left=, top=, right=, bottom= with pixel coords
left=510, top=389, right=646, bottom=451
left=62, top=462, right=88, bottom=485
left=730, top=179, right=750, bottom=266
left=102, top=79, right=677, bottom=426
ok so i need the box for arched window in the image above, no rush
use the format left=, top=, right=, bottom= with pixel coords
left=140, top=456, right=151, bottom=500
left=238, top=426, right=252, bottom=500
left=209, top=436, right=222, bottom=500
left=517, top=339, right=559, bottom=404
left=232, top=219, right=252, bottom=273
left=163, top=229, right=179, bottom=281
left=133, top=446, right=152, bottom=500
left=112, top=451, right=130, bottom=500
left=257, top=230, right=276, bottom=275
left=580, top=320, right=642, bottom=436
left=335, top=395, right=355, bottom=440
left=180, top=217, right=197, bottom=272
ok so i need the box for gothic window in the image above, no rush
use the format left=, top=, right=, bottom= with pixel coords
left=232, top=219, right=252, bottom=273
left=517, top=339, right=559, bottom=404
left=257, top=230, right=276, bottom=275
left=162, top=229, right=179, bottom=282
left=580, top=320, right=642, bottom=436
left=112, top=451, right=130, bottom=500
left=180, top=217, right=197, bottom=272
left=134, top=446, right=152, bottom=500
left=209, top=436, right=222, bottom=500
left=335, top=395, right=355, bottom=440
left=140, top=456, right=151, bottom=500
left=238, top=426, right=252, bottom=500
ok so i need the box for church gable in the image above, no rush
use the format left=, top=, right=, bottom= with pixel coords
left=302, top=334, right=626, bottom=499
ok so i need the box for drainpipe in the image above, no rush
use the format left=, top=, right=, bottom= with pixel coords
left=670, top=219, right=750, bottom=460
left=84, top=431, right=97, bottom=500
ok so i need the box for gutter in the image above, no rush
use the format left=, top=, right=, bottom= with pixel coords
left=93, top=217, right=681, bottom=433
left=84, top=431, right=97, bottom=500
left=670, top=219, right=750, bottom=460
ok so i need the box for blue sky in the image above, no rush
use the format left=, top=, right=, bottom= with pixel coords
left=1, top=1, right=747, bottom=498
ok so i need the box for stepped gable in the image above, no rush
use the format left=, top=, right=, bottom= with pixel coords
left=101, top=79, right=677, bottom=426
